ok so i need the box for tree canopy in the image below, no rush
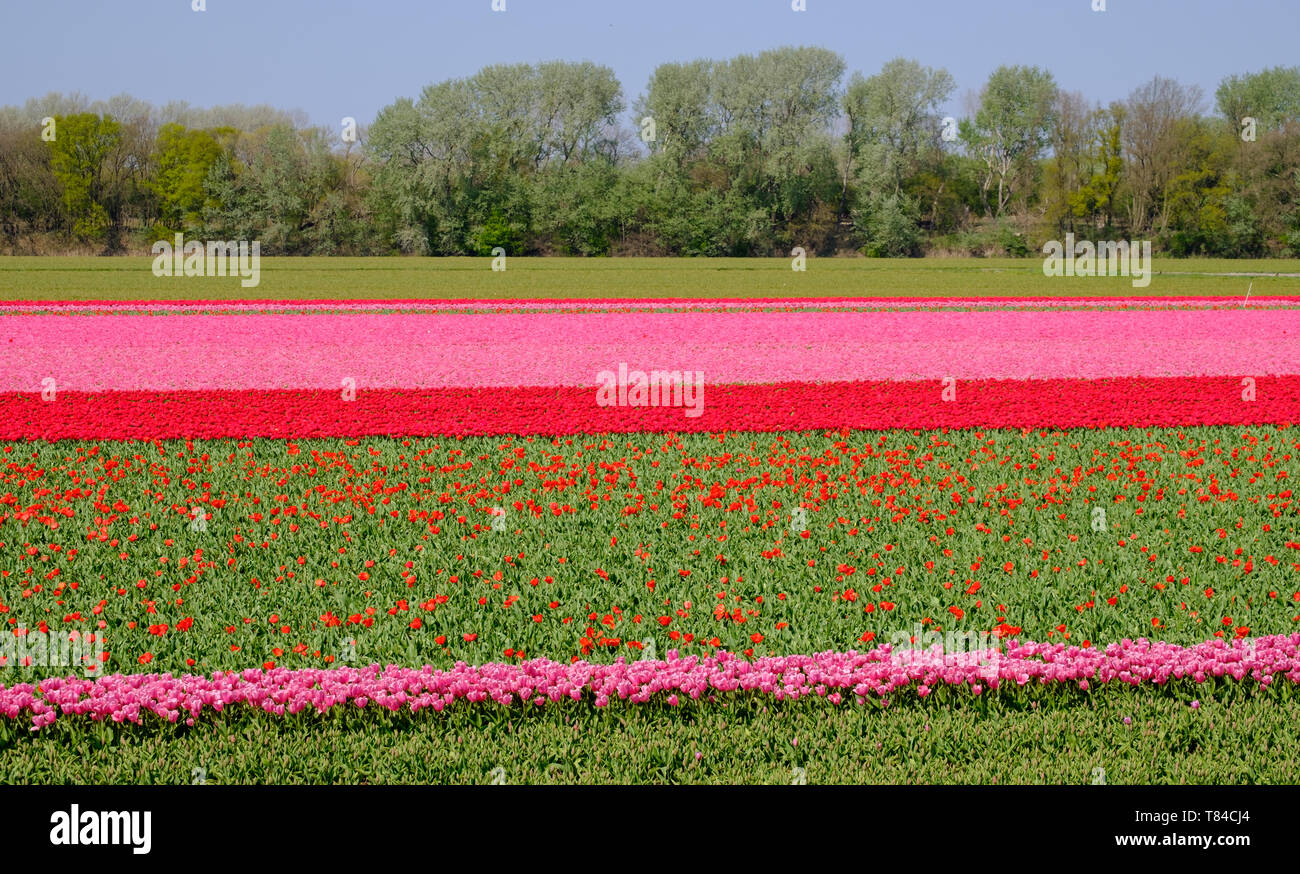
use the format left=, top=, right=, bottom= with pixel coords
left=2, top=56, right=1298, bottom=257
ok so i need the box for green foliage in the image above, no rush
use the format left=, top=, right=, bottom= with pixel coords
left=5, top=54, right=1300, bottom=257
left=1162, top=118, right=1257, bottom=256
left=1215, top=66, right=1300, bottom=132
left=366, top=60, right=625, bottom=255
left=150, top=123, right=228, bottom=231
left=997, top=224, right=1031, bottom=257
left=471, top=210, right=525, bottom=255
left=856, top=192, right=922, bottom=256
left=1068, top=111, right=1124, bottom=231
left=0, top=127, right=61, bottom=245
left=46, top=113, right=122, bottom=244
left=844, top=58, right=955, bottom=196
left=961, top=66, right=1059, bottom=217
left=200, top=125, right=368, bottom=254
left=529, top=163, right=628, bottom=255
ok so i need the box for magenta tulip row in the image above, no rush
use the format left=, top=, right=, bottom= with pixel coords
left=2, top=634, right=1294, bottom=731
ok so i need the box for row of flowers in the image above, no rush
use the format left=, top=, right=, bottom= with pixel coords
left=3, top=376, right=1298, bottom=439
left=2, top=427, right=1292, bottom=675
left=3, top=634, right=1293, bottom=731
left=4, top=307, right=1299, bottom=393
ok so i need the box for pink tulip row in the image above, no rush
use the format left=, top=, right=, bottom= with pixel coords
left=3, top=634, right=1294, bottom=731
left=3, top=307, right=1300, bottom=392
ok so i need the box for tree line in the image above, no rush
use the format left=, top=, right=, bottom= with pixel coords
left=2, top=48, right=1298, bottom=257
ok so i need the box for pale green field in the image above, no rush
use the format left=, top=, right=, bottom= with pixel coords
left=3, top=685, right=1293, bottom=784
left=1, top=256, right=1297, bottom=299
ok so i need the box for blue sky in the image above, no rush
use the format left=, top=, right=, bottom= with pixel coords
left=3, top=0, right=1297, bottom=125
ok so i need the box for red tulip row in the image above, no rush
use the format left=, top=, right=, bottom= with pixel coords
left=1, top=375, right=1294, bottom=439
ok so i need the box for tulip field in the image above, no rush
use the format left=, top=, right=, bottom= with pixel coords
left=2, top=259, right=1300, bottom=784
